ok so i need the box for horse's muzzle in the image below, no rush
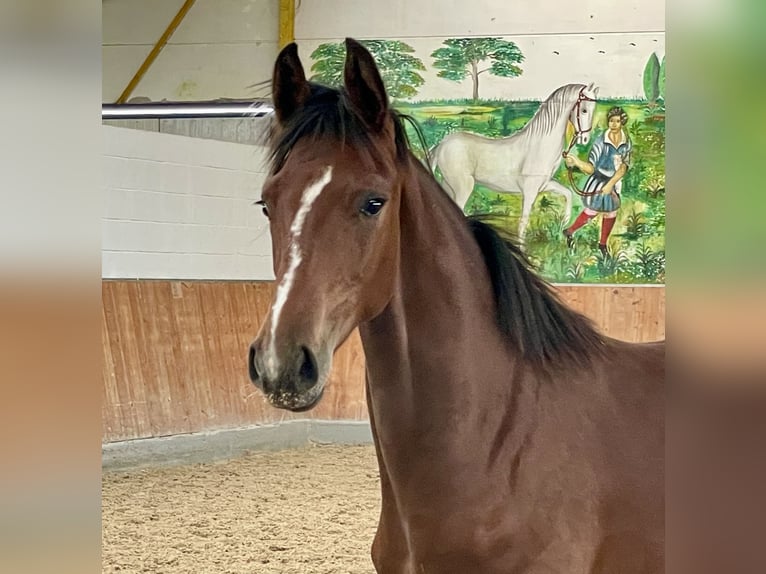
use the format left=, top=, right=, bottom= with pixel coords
left=248, top=341, right=324, bottom=411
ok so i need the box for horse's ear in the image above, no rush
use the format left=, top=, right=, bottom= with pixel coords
left=343, top=38, right=389, bottom=132
left=272, top=42, right=310, bottom=126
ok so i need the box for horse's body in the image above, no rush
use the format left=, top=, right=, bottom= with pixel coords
left=431, top=83, right=598, bottom=241
left=248, top=40, right=665, bottom=573
left=361, top=159, right=664, bottom=574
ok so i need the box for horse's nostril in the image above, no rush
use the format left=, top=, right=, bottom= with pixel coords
left=248, top=343, right=260, bottom=383
left=298, top=345, right=318, bottom=387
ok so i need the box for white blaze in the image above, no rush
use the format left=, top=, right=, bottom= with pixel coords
left=265, top=166, right=333, bottom=379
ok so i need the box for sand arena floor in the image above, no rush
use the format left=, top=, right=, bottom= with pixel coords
left=102, top=445, right=381, bottom=573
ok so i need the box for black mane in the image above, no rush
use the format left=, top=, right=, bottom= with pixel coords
left=467, top=215, right=606, bottom=366
left=268, top=81, right=606, bottom=366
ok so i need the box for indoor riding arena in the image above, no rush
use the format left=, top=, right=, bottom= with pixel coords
left=102, top=1, right=665, bottom=572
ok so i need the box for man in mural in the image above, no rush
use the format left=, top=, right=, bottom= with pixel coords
left=562, top=106, right=632, bottom=257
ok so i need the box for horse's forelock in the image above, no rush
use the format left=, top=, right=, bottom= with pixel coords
left=267, top=82, right=412, bottom=174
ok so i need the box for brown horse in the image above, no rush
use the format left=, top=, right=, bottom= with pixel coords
left=248, top=39, right=664, bottom=574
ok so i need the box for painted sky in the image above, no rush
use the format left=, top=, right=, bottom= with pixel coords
left=299, top=33, right=665, bottom=101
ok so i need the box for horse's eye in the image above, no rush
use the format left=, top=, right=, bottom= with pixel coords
left=256, top=200, right=270, bottom=218
left=360, top=197, right=387, bottom=217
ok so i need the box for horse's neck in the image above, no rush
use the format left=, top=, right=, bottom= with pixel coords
left=368, top=160, right=497, bottom=341
left=359, top=160, right=519, bottom=437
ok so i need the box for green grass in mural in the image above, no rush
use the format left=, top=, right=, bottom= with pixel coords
left=395, top=98, right=665, bottom=284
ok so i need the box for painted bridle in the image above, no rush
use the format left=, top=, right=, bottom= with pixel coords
left=563, top=87, right=599, bottom=197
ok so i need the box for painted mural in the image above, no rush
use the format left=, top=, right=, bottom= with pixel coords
left=305, top=36, right=665, bottom=285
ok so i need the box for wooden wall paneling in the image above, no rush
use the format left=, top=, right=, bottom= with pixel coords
left=140, top=282, right=178, bottom=436
left=556, top=286, right=665, bottom=342
left=156, top=281, right=191, bottom=434
left=124, top=283, right=147, bottom=434
left=102, top=298, right=125, bottom=439
left=102, top=281, right=665, bottom=442
left=104, top=282, right=153, bottom=439
left=180, top=281, right=214, bottom=434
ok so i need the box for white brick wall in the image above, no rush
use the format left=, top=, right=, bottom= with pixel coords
left=102, top=125, right=275, bottom=280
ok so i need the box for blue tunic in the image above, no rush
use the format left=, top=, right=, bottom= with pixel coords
left=582, top=129, right=632, bottom=213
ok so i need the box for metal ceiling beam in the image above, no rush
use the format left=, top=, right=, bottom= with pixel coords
left=102, top=100, right=274, bottom=120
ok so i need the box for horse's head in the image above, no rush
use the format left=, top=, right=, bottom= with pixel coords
left=247, top=39, right=403, bottom=412
left=570, top=83, right=599, bottom=145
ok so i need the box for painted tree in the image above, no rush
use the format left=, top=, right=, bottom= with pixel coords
left=308, top=42, right=346, bottom=86
left=643, top=52, right=661, bottom=104
left=309, top=40, right=426, bottom=99
left=658, top=55, right=665, bottom=101
left=430, top=37, right=524, bottom=102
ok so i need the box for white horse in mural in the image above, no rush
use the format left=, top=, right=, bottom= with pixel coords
left=431, top=82, right=599, bottom=242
